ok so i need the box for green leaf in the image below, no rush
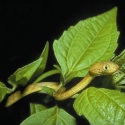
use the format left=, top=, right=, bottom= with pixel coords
left=39, top=86, right=56, bottom=96
left=53, top=7, right=119, bottom=83
left=8, top=42, right=49, bottom=88
left=20, top=106, right=77, bottom=125
left=30, top=103, right=47, bottom=115
left=73, top=87, right=125, bottom=125
left=33, top=42, right=49, bottom=78
left=8, top=58, right=42, bottom=87
left=104, top=70, right=125, bottom=89
left=0, top=82, right=9, bottom=102
left=113, top=49, right=125, bottom=66
left=102, top=50, right=125, bottom=89
left=112, top=50, right=125, bottom=87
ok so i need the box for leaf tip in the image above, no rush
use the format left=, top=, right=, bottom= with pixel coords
left=110, top=6, right=118, bottom=15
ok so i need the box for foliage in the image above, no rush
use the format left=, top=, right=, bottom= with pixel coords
left=8, top=42, right=49, bottom=88
left=0, top=82, right=10, bottom=102
left=20, top=106, right=76, bottom=125
left=53, top=7, right=119, bottom=83
left=74, top=87, right=125, bottom=125
left=102, top=50, right=125, bottom=90
left=30, top=103, right=47, bottom=115
left=1, top=7, right=125, bottom=125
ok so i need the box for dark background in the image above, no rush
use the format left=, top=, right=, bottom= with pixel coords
left=0, top=0, right=125, bottom=125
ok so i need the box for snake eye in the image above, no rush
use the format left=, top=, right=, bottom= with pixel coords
left=103, top=64, right=109, bottom=70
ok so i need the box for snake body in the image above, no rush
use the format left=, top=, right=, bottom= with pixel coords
left=6, top=61, right=119, bottom=107
left=54, top=62, right=119, bottom=100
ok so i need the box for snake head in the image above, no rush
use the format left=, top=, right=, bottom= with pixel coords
left=89, top=62, right=119, bottom=76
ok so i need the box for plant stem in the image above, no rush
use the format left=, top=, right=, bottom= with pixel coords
left=7, top=84, right=17, bottom=94
left=33, top=70, right=60, bottom=83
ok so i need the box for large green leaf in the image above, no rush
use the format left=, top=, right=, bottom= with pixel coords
left=0, top=82, right=9, bottom=102
left=73, top=87, right=125, bottom=125
left=20, top=106, right=76, bottom=125
left=53, top=7, right=119, bottom=83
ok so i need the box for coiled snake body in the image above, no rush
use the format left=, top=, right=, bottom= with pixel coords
left=54, top=62, right=119, bottom=100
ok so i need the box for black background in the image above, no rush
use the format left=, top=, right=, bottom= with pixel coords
left=0, top=0, right=125, bottom=125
